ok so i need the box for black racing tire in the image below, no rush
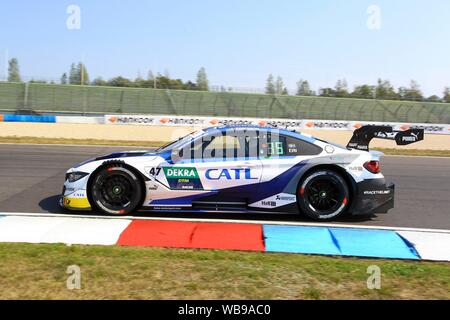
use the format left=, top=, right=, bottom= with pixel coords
left=297, top=169, right=350, bottom=221
left=90, top=164, right=143, bottom=215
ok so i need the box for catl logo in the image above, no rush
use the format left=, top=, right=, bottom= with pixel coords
left=205, top=168, right=258, bottom=180
left=164, top=167, right=199, bottom=179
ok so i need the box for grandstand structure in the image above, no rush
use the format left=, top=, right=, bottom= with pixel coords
left=0, top=82, right=449, bottom=123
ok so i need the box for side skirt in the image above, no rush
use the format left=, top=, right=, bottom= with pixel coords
left=138, top=206, right=296, bottom=215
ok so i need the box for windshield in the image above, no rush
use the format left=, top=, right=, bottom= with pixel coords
left=156, top=130, right=205, bottom=153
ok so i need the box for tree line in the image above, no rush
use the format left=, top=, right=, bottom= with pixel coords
left=60, top=64, right=209, bottom=91
left=5, top=57, right=450, bottom=103
left=266, top=74, right=450, bottom=103
left=6, top=58, right=209, bottom=91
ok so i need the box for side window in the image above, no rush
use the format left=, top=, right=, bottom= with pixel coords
left=283, top=136, right=322, bottom=156
left=183, top=133, right=252, bottom=160
left=260, top=134, right=322, bottom=157
left=203, top=134, right=241, bottom=159
left=203, top=133, right=259, bottom=160
left=178, top=130, right=262, bottom=161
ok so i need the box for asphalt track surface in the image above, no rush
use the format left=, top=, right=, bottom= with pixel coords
left=0, top=144, right=449, bottom=230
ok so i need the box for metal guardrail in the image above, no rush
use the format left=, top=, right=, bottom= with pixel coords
left=0, top=82, right=449, bottom=124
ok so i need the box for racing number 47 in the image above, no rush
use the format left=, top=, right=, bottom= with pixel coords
left=149, top=167, right=161, bottom=176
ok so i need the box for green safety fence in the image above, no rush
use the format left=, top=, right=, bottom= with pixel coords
left=1, top=82, right=449, bottom=124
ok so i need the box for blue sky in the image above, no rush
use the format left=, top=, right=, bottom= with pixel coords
left=1, top=0, right=449, bottom=96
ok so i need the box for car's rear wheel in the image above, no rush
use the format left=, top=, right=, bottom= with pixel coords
left=298, top=170, right=350, bottom=221
left=90, top=164, right=143, bottom=215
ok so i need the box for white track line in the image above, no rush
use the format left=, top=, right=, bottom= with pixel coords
left=2, top=212, right=449, bottom=234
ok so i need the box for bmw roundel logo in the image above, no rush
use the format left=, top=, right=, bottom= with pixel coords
left=325, top=145, right=335, bottom=154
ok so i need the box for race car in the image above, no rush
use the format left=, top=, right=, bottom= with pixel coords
left=61, top=125, right=424, bottom=221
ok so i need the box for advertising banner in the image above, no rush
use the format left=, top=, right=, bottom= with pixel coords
left=104, top=114, right=450, bottom=135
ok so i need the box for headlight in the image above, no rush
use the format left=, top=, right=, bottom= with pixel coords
left=66, top=172, right=89, bottom=182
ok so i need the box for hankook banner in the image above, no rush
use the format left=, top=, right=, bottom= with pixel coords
left=104, top=114, right=450, bottom=135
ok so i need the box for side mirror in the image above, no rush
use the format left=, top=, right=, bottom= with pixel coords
left=171, top=148, right=182, bottom=163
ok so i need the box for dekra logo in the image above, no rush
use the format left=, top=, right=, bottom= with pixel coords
left=164, top=167, right=199, bottom=179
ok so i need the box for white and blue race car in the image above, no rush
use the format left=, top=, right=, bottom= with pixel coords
left=61, top=125, right=423, bottom=221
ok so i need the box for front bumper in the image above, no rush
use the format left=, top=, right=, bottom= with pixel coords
left=60, top=185, right=92, bottom=211
left=350, top=179, right=395, bottom=216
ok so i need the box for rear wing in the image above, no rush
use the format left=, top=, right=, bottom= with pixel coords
left=346, top=125, right=424, bottom=151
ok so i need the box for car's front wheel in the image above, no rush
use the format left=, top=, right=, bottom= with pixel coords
left=298, top=170, right=350, bottom=221
left=90, top=164, right=143, bottom=215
